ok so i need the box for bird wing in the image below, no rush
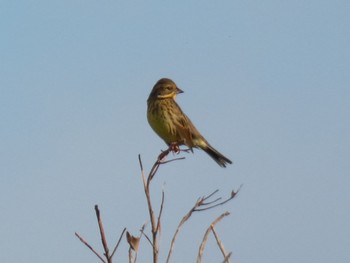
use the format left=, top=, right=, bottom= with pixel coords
left=171, top=102, right=200, bottom=148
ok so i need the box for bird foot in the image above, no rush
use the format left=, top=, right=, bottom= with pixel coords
left=158, top=143, right=191, bottom=162
left=158, top=143, right=180, bottom=161
left=169, top=143, right=180, bottom=154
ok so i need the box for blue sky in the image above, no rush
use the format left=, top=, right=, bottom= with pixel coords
left=1, top=1, right=349, bottom=262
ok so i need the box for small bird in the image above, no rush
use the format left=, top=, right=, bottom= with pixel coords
left=147, top=78, right=232, bottom=167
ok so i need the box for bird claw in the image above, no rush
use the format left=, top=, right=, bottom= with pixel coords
left=158, top=143, right=180, bottom=161
left=158, top=143, right=192, bottom=163
left=170, top=143, right=180, bottom=154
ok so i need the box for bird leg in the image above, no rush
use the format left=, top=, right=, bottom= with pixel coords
left=158, top=143, right=180, bottom=161
left=169, top=142, right=180, bottom=154
left=158, top=143, right=191, bottom=162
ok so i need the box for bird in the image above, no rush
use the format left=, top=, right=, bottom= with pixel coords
left=147, top=78, right=232, bottom=167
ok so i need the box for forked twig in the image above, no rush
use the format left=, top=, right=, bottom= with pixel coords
left=138, top=146, right=185, bottom=263
left=165, top=204, right=196, bottom=263
left=195, top=189, right=240, bottom=212
left=166, top=190, right=237, bottom=263
left=197, top=212, right=230, bottom=263
left=148, top=145, right=187, bottom=182
left=77, top=145, right=237, bottom=262
left=211, top=226, right=231, bottom=262
left=76, top=206, right=126, bottom=263
left=139, top=155, right=159, bottom=262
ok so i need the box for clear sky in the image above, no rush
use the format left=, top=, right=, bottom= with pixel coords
left=1, top=1, right=349, bottom=262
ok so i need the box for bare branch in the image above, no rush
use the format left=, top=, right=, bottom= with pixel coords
left=166, top=189, right=237, bottom=263
left=165, top=197, right=203, bottom=263
left=159, top=156, right=186, bottom=164
left=128, top=247, right=133, bottom=263
left=222, top=252, right=232, bottom=263
left=211, top=226, right=231, bottom=263
left=95, top=205, right=111, bottom=262
left=148, top=145, right=185, bottom=182
left=138, top=154, right=147, bottom=190
left=110, top=228, right=126, bottom=259
left=148, top=162, right=160, bottom=184
left=156, top=190, right=165, bottom=234
left=140, top=228, right=153, bottom=248
left=138, top=155, right=159, bottom=263
left=203, top=189, right=219, bottom=200
left=76, top=207, right=127, bottom=263
left=167, top=194, right=208, bottom=263
left=138, top=147, right=186, bottom=263
left=195, top=188, right=240, bottom=212
left=75, top=232, right=106, bottom=263
left=77, top=147, right=237, bottom=263
left=197, top=212, right=230, bottom=263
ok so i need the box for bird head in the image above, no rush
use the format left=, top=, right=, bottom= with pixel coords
left=149, top=78, right=184, bottom=100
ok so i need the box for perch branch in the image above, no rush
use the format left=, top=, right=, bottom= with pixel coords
left=139, top=155, right=158, bottom=262
left=138, top=146, right=185, bottom=263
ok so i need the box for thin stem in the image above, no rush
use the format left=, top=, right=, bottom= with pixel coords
left=95, top=205, right=111, bottom=262
left=167, top=190, right=237, bottom=263
left=156, top=190, right=165, bottom=233
left=139, top=155, right=159, bottom=263
left=222, top=252, right=232, bottom=263
left=211, top=226, right=231, bottom=262
left=197, top=212, right=230, bottom=263
left=75, top=232, right=106, bottom=263
left=110, top=228, right=126, bottom=259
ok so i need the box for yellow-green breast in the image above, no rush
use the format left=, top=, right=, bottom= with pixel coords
left=147, top=99, right=180, bottom=144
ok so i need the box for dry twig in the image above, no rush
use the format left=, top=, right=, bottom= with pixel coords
left=211, top=225, right=230, bottom=262
left=77, top=145, right=237, bottom=263
left=95, top=205, right=111, bottom=262
left=139, top=155, right=159, bottom=262
left=138, top=145, right=186, bottom=263
left=197, top=212, right=230, bottom=263
left=222, top=252, right=232, bottom=263
left=75, top=232, right=106, bottom=263
left=166, top=190, right=237, bottom=263
left=111, top=228, right=126, bottom=259
left=75, top=206, right=126, bottom=263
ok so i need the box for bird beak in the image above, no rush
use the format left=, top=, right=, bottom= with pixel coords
left=176, top=87, right=184, bottom=94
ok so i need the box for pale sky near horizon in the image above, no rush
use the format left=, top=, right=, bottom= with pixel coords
left=1, top=1, right=349, bottom=262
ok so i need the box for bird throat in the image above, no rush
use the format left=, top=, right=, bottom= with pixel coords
left=157, top=92, right=176, bottom=99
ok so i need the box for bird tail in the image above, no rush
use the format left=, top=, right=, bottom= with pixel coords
left=203, top=144, right=233, bottom=168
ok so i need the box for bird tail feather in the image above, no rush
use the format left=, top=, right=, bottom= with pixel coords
left=203, top=145, right=232, bottom=168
